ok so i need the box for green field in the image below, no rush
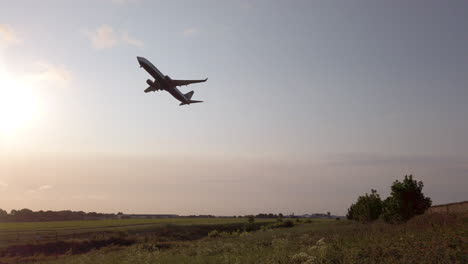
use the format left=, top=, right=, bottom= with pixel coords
left=0, top=218, right=274, bottom=248
left=0, top=218, right=274, bottom=232
left=1, top=214, right=466, bottom=264
left=35, top=213, right=467, bottom=264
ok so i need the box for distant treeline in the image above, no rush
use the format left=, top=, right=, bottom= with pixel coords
left=0, top=208, right=118, bottom=222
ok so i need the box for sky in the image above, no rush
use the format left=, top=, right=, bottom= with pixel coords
left=0, top=0, right=467, bottom=216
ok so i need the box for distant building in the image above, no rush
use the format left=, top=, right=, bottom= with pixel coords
left=298, top=213, right=343, bottom=219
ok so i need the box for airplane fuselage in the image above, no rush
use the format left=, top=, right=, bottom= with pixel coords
left=137, top=57, right=191, bottom=105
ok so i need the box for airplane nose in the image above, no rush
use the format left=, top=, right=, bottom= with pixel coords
left=137, top=57, right=145, bottom=67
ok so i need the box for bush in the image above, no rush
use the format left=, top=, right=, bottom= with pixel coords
left=282, top=219, right=294, bottom=227
left=219, top=231, right=230, bottom=237
left=347, top=189, right=383, bottom=222
left=243, top=216, right=256, bottom=232
left=347, top=175, right=432, bottom=224
left=270, top=219, right=295, bottom=228
left=381, top=175, right=432, bottom=223
left=207, top=230, right=219, bottom=238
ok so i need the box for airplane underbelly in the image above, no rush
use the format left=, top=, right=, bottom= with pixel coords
left=167, top=88, right=186, bottom=103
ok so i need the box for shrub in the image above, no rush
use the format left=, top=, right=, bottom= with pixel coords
left=207, top=230, right=219, bottom=238
left=270, top=219, right=295, bottom=228
left=244, top=216, right=255, bottom=232
left=347, top=189, right=383, bottom=222
left=219, top=231, right=230, bottom=237
left=381, top=175, right=432, bottom=223
left=282, top=219, right=294, bottom=227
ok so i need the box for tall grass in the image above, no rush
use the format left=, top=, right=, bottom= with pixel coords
left=25, top=213, right=467, bottom=264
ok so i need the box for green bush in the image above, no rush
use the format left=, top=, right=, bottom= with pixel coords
left=347, top=189, right=383, bottom=222
left=243, top=216, right=256, bottom=232
left=347, top=175, right=432, bottom=223
left=270, top=219, right=294, bottom=228
left=282, top=219, right=294, bottom=227
left=381, top=175, right=432, bottom=223
left=207, top=230, right=219, bottom=238
left=219, top=231, right=230, bottom=237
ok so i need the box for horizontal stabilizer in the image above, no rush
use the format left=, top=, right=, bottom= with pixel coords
left=179, top=100, right=203, bottom=106
left=172, top=78, right=208, bottom=86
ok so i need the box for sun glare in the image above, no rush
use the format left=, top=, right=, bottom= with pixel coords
left=0, top=72, right=40, bottom=136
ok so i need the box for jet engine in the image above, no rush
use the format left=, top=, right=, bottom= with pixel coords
left=146, top=79, right=161, bottom=91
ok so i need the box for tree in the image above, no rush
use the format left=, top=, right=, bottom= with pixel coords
left=347, top=189, right=383, bottom=222
left=277, top=213, right=284, bottom=223
left=381, top=175, right=432, bottom=223
left=244, top=216, right=256, bottom=232
left=0, top=208, right=7, bottom=221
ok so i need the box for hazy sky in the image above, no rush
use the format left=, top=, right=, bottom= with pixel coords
left=0, top=0, right=467, bottom=215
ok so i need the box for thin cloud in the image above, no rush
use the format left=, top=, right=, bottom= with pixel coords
left=38, top=185, right=52, bottom=191
left=86, top=25, right=144, bottom=49
left=87, top=25, right=118, bottom=49
left=23, top=62, right=73, bottom=86
left=34, top=62, right=73, bottom=83
left=121, top=32, right=144, bottom=48
left=0, top=25, right=71, bottom=87
left=182, top=27, right=200, bottom=37
left=0, top=24, right=21, bottom=48
left=0, top=181, right=8, bottom=191
left=26, top=184, right=53, bottom=194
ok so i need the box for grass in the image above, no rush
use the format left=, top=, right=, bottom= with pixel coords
left=0, top=213, right=468, bottom=264
left=1, top=213, right=466, bottom=263
left=0, top=218, right=274, bottom=248
left=0, top=218, right=274, bottom=232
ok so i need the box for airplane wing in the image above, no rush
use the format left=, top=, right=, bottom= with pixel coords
left=171, top=78, right=208, bottom=87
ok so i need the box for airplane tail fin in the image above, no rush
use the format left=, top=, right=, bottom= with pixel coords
left=180, top=91, right=203, bottom=105
left=184, top=91, right=194, bottom=100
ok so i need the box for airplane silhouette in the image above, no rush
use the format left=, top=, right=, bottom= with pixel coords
left=137, top=56, right=207, bottom=105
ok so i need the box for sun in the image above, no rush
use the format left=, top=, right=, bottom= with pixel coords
left=0, top=73, right=40, bottom=136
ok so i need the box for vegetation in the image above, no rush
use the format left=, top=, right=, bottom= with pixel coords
left=382, top=175, right=432, bottom=223
left=0, top=218, right=274, bottom=248
left=0, top=212, right=461, bottom=264
left=347, top=175, right=432, bottom=223
left=346, top=189, right=383, bottom=222
left=1, top=175, right=462, bottom=264
left=0, top=209, right=117, bottom=222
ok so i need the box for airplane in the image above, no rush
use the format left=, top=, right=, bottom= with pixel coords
left=137, top=56, right=208, bottom=106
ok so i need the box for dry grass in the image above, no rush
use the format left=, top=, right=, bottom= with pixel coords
left=3, top=212, right=464, bottom=264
